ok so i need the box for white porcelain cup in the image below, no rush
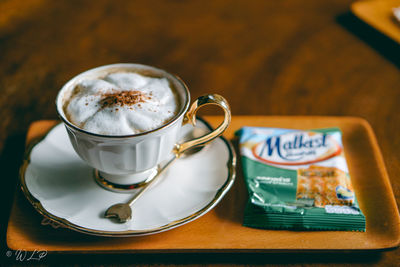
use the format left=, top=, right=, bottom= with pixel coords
left=56, top=64, right=231, bottom=188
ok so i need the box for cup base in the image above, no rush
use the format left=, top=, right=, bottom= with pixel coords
left=93, top=167, right=158, bottom=193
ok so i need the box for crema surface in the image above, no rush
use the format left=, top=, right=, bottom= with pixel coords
left=64, top=72, right=179, bottom=135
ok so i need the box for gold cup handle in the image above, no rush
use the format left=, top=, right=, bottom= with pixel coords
left=173, top=94, right=231, bottom=157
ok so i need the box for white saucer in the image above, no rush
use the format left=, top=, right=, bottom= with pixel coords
left=20, top=119, right=236, bottom=237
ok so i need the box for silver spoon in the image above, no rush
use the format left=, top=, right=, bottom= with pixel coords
left=104, top=127, right=209, bottom=223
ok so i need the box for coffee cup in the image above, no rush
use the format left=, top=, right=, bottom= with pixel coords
left=56, top=63, right=231, bottom=191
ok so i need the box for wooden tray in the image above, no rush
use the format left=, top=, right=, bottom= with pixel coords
left=6, top=116, right=400, bottom=252
left=351, top=0, right=400, bottom=43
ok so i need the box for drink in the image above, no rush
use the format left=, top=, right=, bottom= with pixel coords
left=56, top=63, right=230, bottom=190
left=61, top=68, right=181, bottom=136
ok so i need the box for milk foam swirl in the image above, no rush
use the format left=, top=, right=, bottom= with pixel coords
left=63, top=72, right=179, bottom=135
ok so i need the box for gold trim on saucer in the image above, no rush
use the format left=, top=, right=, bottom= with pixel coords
left=19, top=118, right=236, bottom=237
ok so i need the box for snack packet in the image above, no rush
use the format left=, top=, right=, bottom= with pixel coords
left=236, top=127, right=366, bottom=231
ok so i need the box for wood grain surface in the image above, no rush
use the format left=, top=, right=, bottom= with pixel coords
left=1, top=0, right=400, bottom=266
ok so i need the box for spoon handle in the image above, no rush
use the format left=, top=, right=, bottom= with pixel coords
left=126, top=156, right=177, bottom=207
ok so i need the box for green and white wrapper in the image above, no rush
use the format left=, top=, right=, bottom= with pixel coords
left=236, top=127, right=366, bottom=231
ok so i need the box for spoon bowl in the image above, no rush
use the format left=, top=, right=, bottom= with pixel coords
left=105, top=127, right=209, bottom=223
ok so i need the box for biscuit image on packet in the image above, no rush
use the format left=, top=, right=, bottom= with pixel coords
left=296, top=165, right=354, bottom=207
left=236, top=127, right=366, bottom=231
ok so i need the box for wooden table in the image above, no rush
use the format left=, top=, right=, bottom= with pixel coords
left=1, top=0, right=399, bottom=266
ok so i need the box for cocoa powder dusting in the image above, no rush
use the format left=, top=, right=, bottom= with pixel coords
left=100, top=90, right=150, bottom=108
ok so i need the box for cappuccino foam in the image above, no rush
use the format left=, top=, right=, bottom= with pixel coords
left=63, top=72, right=179, bottom=135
